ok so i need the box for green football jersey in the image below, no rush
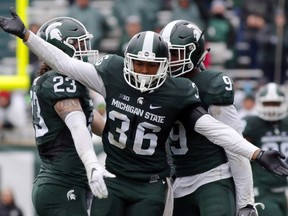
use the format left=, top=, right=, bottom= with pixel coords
left=191, top=70, right=234, bottom=109
left=30, top=70, right=93, bottom=187
left=94, top=54, right=201, bottom=181
left=242, top=116, right=288, bottom=189
left=169, top=70, right=233, bottom=177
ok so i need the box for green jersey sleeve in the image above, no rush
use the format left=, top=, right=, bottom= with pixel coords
left=38, top=71, right=89, bottom=107
left=191, top=70, right=234, bottom=109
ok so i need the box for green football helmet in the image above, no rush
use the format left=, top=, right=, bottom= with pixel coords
left=256, top=82, right=288, bottom=121
left=124, top=31, right=169, bottom=92
left=160, top=20, right=209, bottom=77
left=37, top=17, right=98, bottom=64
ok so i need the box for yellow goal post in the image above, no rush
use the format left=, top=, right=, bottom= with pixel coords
left=0, top=0, right=29, bottom=91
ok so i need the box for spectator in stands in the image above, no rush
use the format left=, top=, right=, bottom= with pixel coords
left=0, top=188, right=23, bottom=216
left=0, top=91, right=28, bottom=130
left=238, top=94, right=257, bottom=119
left=170, top=0, right=206, bottom=29
left=66, top=0, right=110, bottom=50
left=116, top=15, right=142, bottom=56
left=206, top=0, right=236, bottom=68
left=258, top=8, right=288, bottom=84
left=113, top=0, right=161, bottom=33
left=238, top=0, right=275, bottom=68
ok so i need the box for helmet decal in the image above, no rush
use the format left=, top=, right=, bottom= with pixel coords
left=160, top=20, right=209, bottom=77
left=46, top=22, right=62, bottom=41
left=37, top=17, right=98, bottom=64
left=124, top=31, right=169, bottom=92
left=186, top=23, right=201, bottom=41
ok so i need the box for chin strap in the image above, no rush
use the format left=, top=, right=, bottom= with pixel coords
left=196, top=48, right=210, bottom=71
left=139, top=79, right=148, bottom=92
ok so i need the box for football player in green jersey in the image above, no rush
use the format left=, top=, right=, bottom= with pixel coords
left=28, top=17, right=115, bottom=216
left=2, top=9, right=288, bottom=216
left=160, top=20, right=257, bottom=216
left=242, top=82, right=288, bottom=216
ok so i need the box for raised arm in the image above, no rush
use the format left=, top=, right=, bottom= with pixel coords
left=0, top=8, right=106, bottom=96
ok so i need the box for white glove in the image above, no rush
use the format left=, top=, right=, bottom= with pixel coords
left=86, top=162, right=115, bottom=199
left=238, top=205, right=258, bottom=216
left=64, top=111, right=116, bottom=199
left=238, top=203, right=265, bottom=216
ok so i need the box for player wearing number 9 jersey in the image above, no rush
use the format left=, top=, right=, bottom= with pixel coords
left=161, top=20, right=256, bottom=216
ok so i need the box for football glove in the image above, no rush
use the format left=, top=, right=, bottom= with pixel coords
left=238, top=205, right=258, bottom=216
left=255, top=150, right=288, bottom=176
left=0, top=7, right=27, bottom=39
left=87, top=162, right=115, bottom=199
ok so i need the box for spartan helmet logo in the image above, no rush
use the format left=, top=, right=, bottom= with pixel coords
left=45, top=22, right=63, bottom=41
left=66, top=189, right=76, bottom=201
left=193, top=28, right=201, bottom=42
left=186, top=23, right=201, bottom=41
left=137, top=97, right=144, bottom=105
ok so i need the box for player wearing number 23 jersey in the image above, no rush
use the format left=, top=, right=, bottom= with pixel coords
left=31, top=71, right=93, bottom=186
left=29, top=17, right=112, bottom=216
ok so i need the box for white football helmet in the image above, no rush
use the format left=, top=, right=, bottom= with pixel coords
left=256, top=83, right=288, bottom=121
left=124, top=31, right=169, bottom=92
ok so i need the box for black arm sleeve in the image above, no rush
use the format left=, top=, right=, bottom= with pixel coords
left=178, top=105, right=208, bottom=130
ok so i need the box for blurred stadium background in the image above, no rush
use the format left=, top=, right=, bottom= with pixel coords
left=0, top=0, right=287, bottom=215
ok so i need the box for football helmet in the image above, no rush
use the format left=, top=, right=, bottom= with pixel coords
left=256, top=83, right=288, bottom=121
left=37, top=17, right=98, bottom=64
left=124, top=31, right=169, bottom=92
left=160, top=20, right=209, bottom=77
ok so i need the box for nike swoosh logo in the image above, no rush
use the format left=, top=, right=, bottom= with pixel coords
left=90, top=168, right=97, bottom=179
left=149, top=105, right=161, bottom=109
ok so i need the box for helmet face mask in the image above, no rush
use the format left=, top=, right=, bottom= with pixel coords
left=124, top=31, right=169, bottom=92
left=256, top=83, right=288, bottom=121
left=168, top=43, right=196, bottom=77
left=160, top=20, right=208, bottom=77
left=37, top=17, right=98, bottom=64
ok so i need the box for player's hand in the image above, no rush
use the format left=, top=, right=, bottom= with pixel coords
left=255, top=150, right=288, bottom=176
left=0, top=7, right=27, bottom=39
left=238, top=204, right=258, bottom=216
left=87, top=163, right=115, bottom=199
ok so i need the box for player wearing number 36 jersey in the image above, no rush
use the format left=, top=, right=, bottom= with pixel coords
left=25, top=30, right=261, bottom=216
left=3, top=9, right=288, bottom=216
